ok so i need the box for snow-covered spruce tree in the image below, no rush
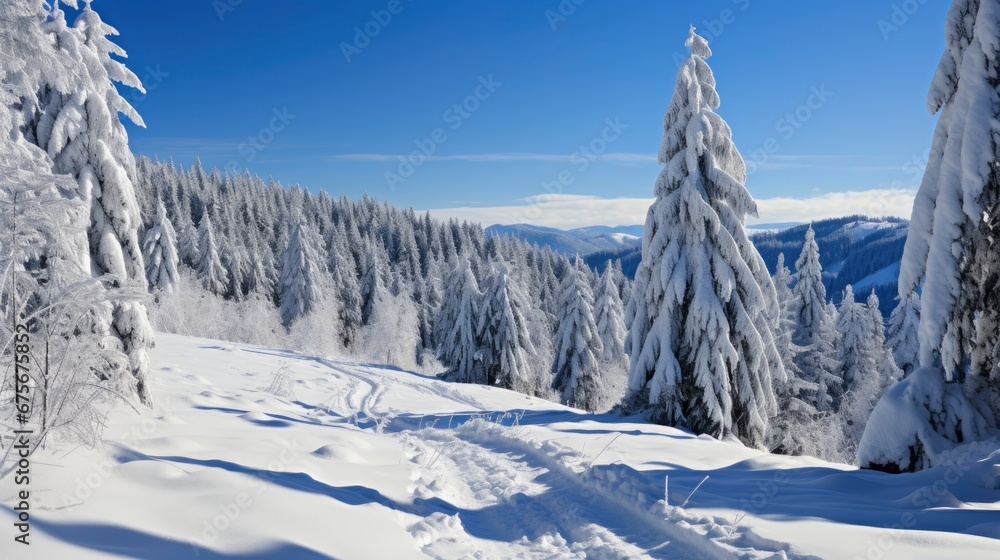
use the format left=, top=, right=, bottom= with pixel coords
left=177, top=207, right=200, bottom=267
left=414, top=279, right=436, bottom=365
left=613, top=259, right=632, bottom=304
left=329, top=231, right=363, bottom=348
left=595, top=261, right=627, bottom=364
left=141, top=201, right=180, bottom=294
left=836, top=286, right=877, bottom=400
left=624, top=27, right=783, bottom=447
left=814, top=303, right=844, bottom=411
left=771, top=253, right=801, bottom=381
left=220, top=234, right=248, bottom=300
left=553, top=259, right=604, bottom=411
left=537, top=253, right=560, bottom=325
left=278, top=223, right=329, bottom=328
left=867, top=290, right=903, bottom=392
left=359, top=242, right=388, bottom=326
left=436, top=257, right=484, bottom=384
left=477, top=260, right=535, bottom=391
left=886, top=291, right=921, bottom=377
left=20, top=0, right=155, bottom=403
left=838, top=290, right=902, bottom=456
left=860, top=0, right=998, bottom=472
left=0, top=1, right=145, bottom=453
left=244, top=235, right=275, bottom=300
left=792, top=226, right=826, bottom=345
left=594, top=260, right=629, bottom=410
left=769, top=253, right=818, bottom=454
left=963, top=201, right=1000, bottom=418
left=0, top=178, right=139, bottom=460
left=195, top=214, right=228, bottom=295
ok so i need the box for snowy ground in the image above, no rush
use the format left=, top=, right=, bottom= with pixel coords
left=2, top=334, right=999, bottom=559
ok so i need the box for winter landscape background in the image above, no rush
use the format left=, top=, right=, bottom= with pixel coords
left=2, top=1, right=1000, bottom=559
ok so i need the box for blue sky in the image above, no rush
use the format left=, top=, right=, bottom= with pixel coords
left=100, top=0, right=947, bottom=228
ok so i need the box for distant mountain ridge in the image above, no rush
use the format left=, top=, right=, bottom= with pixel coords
left=750, top=216, right=908, bottom=316
left=504, top=216, right=908, bottom=317
left=485, top=224, right=643, bottom=256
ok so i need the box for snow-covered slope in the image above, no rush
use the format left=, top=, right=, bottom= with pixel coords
left=4, top=333, right=998, bottom=559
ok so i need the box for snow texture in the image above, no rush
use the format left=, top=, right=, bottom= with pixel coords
left=5, top=333, right=999, bottom=559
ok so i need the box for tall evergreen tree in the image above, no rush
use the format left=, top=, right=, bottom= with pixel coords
left=329, top=229, right=363, bottom=348
left=769, top=253, right=817, bottom=453
left=244, top=234, right=275, bottom=300
left=898, top=0, right=999, bottom=378
left=141, top=201, right=179, bottom=294
left=624, top=28, right=782, bottom=447
left=21, top=1, right=154, bottom=403
left=437, top=258, right=484, bottom=383
left=862, top=0, right=998, bottom=472
left=771, top=253, right=800, bottom=378
left=553, top=260, right=603, bottom=411
left=278, top=223, right=328, bottom=328
left=176, top=197, right=200, bottom=267
left=867, top=290, right=903, bottom=392
left=595, top=261, right=627, bottom=363
left=220, top=240, right=248, bottom=300
left=478, top=261, right=535, bottom=391
left=837, top=285, right=875, bottom=399
left=792, top=226, right=826, bottom=345
left=359, top=242, right=387, bottom=326
left=837, top=292, right=902, bottom=455
left=196, top=214, right=228, bottom=295
left=791, top=302, right=842, bottom=413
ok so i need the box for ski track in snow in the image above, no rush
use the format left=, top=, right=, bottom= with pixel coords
left=217, top=349, right=795, bottom=558
left=315, top=360, right=799, bottom=559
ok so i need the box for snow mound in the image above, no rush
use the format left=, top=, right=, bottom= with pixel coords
left=310, top=444, right=366, bottom=463
left=858, top=368, right=996, bottom=472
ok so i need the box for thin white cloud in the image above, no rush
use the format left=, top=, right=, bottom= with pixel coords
left=747, top=154, right=911, bottom=173
left=424, top=189, right=916, bottom=230
left=329, top=152, right=908, bottom=175
left=327, top=152, right=657, bottom=164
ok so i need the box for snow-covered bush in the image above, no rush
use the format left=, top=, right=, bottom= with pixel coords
left=149, top=270, right=289, bottom=348
left=287, top=301, right=342, bottom=359
left=259, top=362, right=296, bottom=401
left=357, top=291, right=423, bottom=372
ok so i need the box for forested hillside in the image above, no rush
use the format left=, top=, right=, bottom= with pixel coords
left=752, top=217, right=908, bottom=316
left=585, top=216, right=908, bottom=317
left=133, top=157, right=634, bottom=412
